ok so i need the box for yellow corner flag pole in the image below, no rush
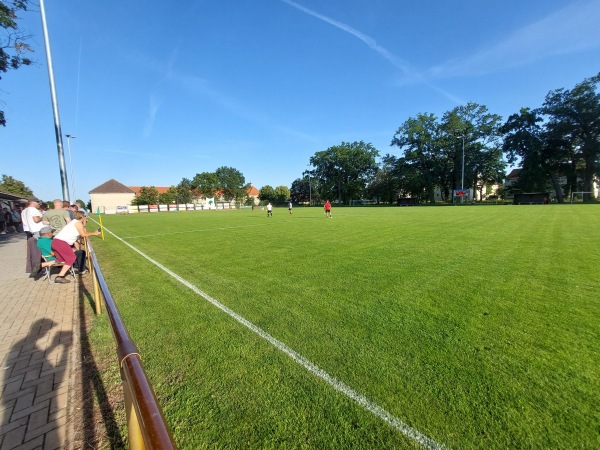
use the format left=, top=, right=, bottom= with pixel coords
left=99, top=214, right=105, bottom=240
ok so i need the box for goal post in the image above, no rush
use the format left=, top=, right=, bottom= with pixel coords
left=570, top=192, right=595, bottom=203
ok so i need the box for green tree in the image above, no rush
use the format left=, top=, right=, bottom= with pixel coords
left=290, top=176, right=312, bottom=204
left=309, top=141, right=379, bottom=204
left=259, top=185, right=276, bottom=203
left=192, top=172, right=218, bottom=198
left=539, top=73, right=600, bottom=201
left=440, top=103, right=504, bottom=200
left=501, top=108, right=567, bottom=202
left=1, top=1, right=33, bottom=126
left=131, top=186, right=159, bottom=205
left=391, top=113, right=442, bottom=204
left=215, top=166, right=247, bottom=201
left=0, top=174, right=33, bottom=196
left=274, top=185, right=290, bottom=203
left=367, top=154, right=400, bottom=204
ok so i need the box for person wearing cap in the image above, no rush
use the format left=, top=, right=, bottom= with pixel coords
left=36, top=226, right=58, bottom=264
left=37, top=225, right=87, bottom=276
left=51, top=211, right=100, bottom=282
left=42, top=199, right=71, bottom=235
left=21, top=199, right=45, bottom=238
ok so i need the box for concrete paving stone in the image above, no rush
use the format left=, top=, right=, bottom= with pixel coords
left=0, top=399, right=16, bottom=418
left=23, top=414, right=66, bottom=444
left=0, top=417, right=28, bottom=438
left=9, top=400, right=49, bottom=423
left=0, top=379, right=24, bottom=399
left=12, top=434, right=43, bottom=450
left=26, top=407, right=49, bottom=433
left=0, top=375, right=25, bottom=394
left=0, top=423, right=26, bottom=450
left=48, top=392, right=67, bottom=417
left=12, top=392, right=35, bottom=415
left=0, top=387, right=35, bottom=406
left=31, top=387, right=66, bottom=410
left=21, top=369, right=43, bottom=386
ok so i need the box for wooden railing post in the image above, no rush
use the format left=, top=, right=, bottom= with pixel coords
left=85, top=237, right=177, bottom=449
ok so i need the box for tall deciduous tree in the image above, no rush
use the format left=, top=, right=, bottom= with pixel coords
left=274, top=185, right=290, bottom=203
left=192, top=172, right=218, bottom=198
left=367, top=154, right=400, bottom=204
left=501, top=108, right=567, bottom=202
left=440, top=103, right=504, bottom=198
left=391, top=113, right=442, bottom=204
left=290, top=177, right=311, bottom=204
left=1, top=0, right=33, bottom=126
left=539, top=73, right=600, bottom=200
left=259, top=185, right=276, bottom=203
left=309, top=141, right=379, bottom=204
left=215, top=166, right=247, bottom=201
left=0, top=174, right=33, bottom=196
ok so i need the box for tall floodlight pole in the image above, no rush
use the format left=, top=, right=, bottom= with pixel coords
left=65, top=134, right=76, bottom=201
left=39, top=0, right=70, bottom=202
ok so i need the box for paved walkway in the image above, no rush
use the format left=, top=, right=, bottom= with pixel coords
left=0, top=232, right=80, bottom=450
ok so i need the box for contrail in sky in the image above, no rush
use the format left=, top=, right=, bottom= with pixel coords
left=280, top=0, right=464, bottom=104
left=280, top=0, right=414, bottom=76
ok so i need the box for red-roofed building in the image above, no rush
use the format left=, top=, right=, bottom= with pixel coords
left=90, top=179, right=260, bottom=212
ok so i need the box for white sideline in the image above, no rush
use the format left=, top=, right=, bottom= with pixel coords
left=95, top=224, right=447, bottom=450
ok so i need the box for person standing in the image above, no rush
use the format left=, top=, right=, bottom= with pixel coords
left=42, top=199, right=71, bottom=235
left=266, top=202, right=273, bottom=217
left=288, top=201, right=293, bottom=215
left=0, top=207, right=6, bottom=234
left=21, top=199, right=45, bottom=238
left=324, top=200, right=332, bottom=218
left=8, top=206, right=22, bottom=232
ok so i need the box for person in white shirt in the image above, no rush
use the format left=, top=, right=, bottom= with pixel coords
left=51, top=211, right=101, bottom=283
left=21, top=200, right=45, bottom=238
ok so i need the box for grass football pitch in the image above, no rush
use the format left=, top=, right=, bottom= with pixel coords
left=89, top=205, right=599, bottom=449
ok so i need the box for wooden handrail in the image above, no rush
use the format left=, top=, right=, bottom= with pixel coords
left=86, top=237, right=177, bottom=450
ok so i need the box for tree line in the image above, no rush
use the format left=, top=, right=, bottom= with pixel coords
left=289, top=74, right=599, bottom=205
left=131, top=166, right=250, bottom=206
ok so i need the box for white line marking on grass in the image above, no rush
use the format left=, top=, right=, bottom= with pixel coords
left=121, top=223, right=264, bottom=239
left=97, top=224, right=448, bottom=450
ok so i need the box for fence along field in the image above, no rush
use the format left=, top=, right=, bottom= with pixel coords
left=90, top=205, right=599, bottom=449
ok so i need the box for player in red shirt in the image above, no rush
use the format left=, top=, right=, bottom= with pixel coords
left=324, top=200, right=332, bottom=218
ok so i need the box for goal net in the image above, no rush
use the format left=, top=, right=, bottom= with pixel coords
left=570, top=192, right=595, bottom=203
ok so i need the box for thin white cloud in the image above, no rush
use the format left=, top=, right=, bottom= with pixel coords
left=143, top=94, right=161, bottom=137
left=429, top=0, right=600, bottom=78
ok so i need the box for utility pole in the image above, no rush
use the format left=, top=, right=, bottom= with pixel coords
left=40, top=0, right=70, bottom=201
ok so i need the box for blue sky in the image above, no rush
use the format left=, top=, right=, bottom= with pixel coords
left=1, top=0, right=599, bottom=202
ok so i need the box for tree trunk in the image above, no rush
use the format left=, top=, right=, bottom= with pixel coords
left=549, top=172, right=564, bottom=203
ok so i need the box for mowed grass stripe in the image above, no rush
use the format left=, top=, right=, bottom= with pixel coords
left=90, top=206, right=600, bottom=449
left=97, top=221, right=446, bottom=450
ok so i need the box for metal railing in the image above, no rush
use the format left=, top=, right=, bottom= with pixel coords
left=86, top=237, right=177, bottom=449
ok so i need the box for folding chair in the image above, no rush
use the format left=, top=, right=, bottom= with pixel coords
left=41, top=255, right=77, bottom=284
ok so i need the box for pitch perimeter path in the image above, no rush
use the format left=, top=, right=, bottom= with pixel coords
left=0, top=233, right=81, bottom=450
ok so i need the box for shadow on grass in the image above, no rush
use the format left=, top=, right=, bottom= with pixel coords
left=78, top=282, right=125, bottom=448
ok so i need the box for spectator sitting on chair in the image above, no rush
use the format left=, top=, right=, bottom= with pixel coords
left=51, top=211, right=100, bottom=283
left=37, top=225, right=87, bottom=273
left=36, top=227, right=61, bottom=269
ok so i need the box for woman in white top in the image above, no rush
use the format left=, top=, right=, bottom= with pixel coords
left=51, top=211, right=100, bottom=283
